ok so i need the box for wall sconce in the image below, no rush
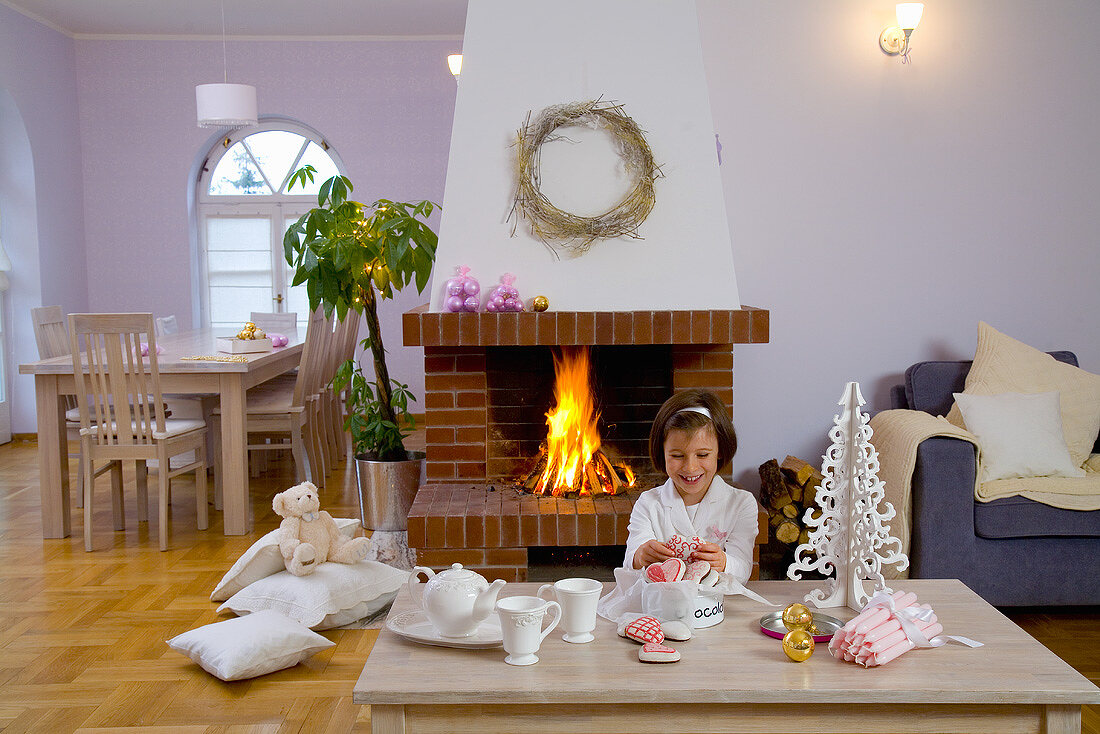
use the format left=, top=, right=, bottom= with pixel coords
left=447, top=54, right=463, bottom=81
left=879, top=3, right=924, bottom=64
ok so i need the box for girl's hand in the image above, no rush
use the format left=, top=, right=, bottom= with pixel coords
left=633, top=540, right=675, bottom=568
left=690, top=542, right=726, bottom=573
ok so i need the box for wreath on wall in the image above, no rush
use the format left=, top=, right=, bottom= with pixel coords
left=509, top=99, right=661, bottom=257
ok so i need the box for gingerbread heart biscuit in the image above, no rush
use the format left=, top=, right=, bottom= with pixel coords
left=683, top=560, right=711, bottom=583
left=666, top=534, right=704, bottom=560
left=645, top=558, right=687, bottom=583
left=639, top=642, right=680, bottom=663
left=622, top=616, right=665, bottom=645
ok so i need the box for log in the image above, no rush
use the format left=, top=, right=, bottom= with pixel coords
left=594, top=451, right=622, bottom=492
left=774, top=520, right=800, bottom=544
left=784, top=477, right=804, bottom=503
left=780, top=455, right=816, bottom=487
left=759, top=459, right=794, bottom=511
left=781, top=503, right=799, bottom=519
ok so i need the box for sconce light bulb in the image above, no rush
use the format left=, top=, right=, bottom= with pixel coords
left=896, top=3, right=924, bottom=31
left=447, top=54, right=463, bottom=78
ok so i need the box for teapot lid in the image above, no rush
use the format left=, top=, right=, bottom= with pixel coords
left=439, top=562, right=477, bottom=579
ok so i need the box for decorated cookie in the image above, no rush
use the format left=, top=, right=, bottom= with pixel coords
left=660, top=620, right=692, bottom=641
left=639, top=642, right=680, bottom=663
left=699, top=568, right=720, bottom=588
left=645, top=558, right=687, bottom=583
left=666, top=534, right=704, bottom=560
left=623, top=616, right=665, bottom=645
left=683, top=560, right=711, bottom=583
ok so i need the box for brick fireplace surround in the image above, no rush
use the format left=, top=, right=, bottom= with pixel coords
left=402, top=305, right=770, bottom=581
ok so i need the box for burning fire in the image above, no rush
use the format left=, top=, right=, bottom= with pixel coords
left=529, top=347, right=636, bottom=496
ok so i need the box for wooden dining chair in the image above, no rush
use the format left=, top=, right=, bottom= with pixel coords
left=249, top=311, right=298, bottom=337
left=32, top=305, right=87, bottom=508
left=322, top=313, right=361, bottom=462
left=68, top=313, right=208, bottom=551
left=213, top=307, right=329, bottom=499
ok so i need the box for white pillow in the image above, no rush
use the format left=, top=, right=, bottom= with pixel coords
left=166, top=609, right=334, bottom=681
left=210, top=518, right=361, bottom=602
left=953, top=391, right=1086, bottom=482
left=217, top=560, right=409, bottom=630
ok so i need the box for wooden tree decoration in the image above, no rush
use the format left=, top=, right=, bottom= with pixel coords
left=787, top=382, right=909, bottom=610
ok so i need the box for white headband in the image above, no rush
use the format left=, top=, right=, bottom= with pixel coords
left=675, top=406, right=711, bottom=420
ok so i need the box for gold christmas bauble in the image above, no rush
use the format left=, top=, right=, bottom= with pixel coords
left=782, top=603, right=814, bottom=632
left=532, top=295, right=549, bottom=312
left=782, top=628, right=815, bottom=662
left=253, top=328, right=266, bottom=339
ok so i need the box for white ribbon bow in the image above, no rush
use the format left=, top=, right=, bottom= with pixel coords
left=861, top=590, right=983, bottom=648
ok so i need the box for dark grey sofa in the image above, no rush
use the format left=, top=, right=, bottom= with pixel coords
left=889, top=353, right=1100, bottom=607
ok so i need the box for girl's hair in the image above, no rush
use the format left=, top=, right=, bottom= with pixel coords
left=648, top=388, right=737, bottom=473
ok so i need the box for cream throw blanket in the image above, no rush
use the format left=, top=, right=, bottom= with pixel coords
left=868, top=409, right=1100, bottom=579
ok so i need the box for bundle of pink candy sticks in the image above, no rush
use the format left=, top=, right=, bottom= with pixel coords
left=828, top=590, right=942, bottom=667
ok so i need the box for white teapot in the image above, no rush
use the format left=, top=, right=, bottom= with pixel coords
left=409, top=563, right=507, bottom=638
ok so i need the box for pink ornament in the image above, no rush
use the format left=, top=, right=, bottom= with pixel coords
left=488, top=273, right=524, bottom=313
left=443, top=266, right=482, bottom=311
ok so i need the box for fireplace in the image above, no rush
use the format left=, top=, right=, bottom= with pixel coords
left=403, top=305, right=769, bottom=580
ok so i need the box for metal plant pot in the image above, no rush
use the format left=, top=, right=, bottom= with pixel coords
left=354, top=450, right=426, bottom=531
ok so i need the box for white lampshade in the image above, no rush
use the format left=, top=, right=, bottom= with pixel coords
left=447, top=54, right=463, bottom=78
left=196, top=83, right=258, bottom=128
left=896, top=3, right=924, bottom=31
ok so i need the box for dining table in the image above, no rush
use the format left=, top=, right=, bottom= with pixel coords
left=19, top=327, right=304, bottom=538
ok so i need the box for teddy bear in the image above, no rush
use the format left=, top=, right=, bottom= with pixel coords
left=273, top=482, right=371, bottom=576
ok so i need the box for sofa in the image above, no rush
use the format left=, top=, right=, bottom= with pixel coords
left=888, top=352, right=1100, bottom=606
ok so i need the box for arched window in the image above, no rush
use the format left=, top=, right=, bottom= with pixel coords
left=195, top=119, right=345, bottom=330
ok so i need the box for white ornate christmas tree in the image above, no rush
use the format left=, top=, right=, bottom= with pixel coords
left=787, top=382, right=909, bottom=610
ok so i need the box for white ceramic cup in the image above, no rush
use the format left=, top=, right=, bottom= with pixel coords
left=537, top=577, right=603, bottom=644
left=495, top=595, right=562, bottom=666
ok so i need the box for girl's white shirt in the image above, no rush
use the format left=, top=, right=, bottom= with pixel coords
left=623, top=475, right=758, bottom=584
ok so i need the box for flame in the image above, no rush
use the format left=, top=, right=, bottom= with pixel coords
left=536, top=348, right=601, bottom=495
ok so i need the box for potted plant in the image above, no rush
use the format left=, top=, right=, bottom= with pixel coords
left=283, top=165, right=439, bottom=530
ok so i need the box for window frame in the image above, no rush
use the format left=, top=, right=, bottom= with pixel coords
left=194, top=118, right=346, bottom=330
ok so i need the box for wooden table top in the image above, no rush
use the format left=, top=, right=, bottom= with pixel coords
left=19, top=327, right=304, bottom=375
left=354, top=579, right=1100, bottom=706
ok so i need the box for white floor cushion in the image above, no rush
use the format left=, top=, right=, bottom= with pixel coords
left=218, top=560, right=409, bottom=630
left=210, top=518, right=360, bottom=602
left=166, top=609, right=334, bottom=681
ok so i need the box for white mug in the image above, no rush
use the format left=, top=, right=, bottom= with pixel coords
left=537, top=577, right=603, bottom=644
left=495, top=595, right=562, bottom=666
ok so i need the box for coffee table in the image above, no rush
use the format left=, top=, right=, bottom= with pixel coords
left=353, top=579, right=1100, bottom=733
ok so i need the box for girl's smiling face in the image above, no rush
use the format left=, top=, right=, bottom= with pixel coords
left=663, top=425, right=719, bottom=506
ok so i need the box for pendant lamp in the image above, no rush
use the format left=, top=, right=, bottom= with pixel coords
left=196, top=0, right=257, bottom=128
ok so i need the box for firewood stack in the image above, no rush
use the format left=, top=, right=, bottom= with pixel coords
left=758, top=456, right=824, bottom=575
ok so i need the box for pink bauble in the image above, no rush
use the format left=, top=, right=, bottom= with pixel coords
left=503, top=297, right=519, bottom=311
left=445, top=295, right=464, bottom=312
left=463, top=279, right=480, bottom=296
left=445, top=278, right=464, bottom=296
left=486, top=300, right=499, bottom=312
left=463, top=295, right=480, bottom=312
left=490, top=294, right=505, bottom=308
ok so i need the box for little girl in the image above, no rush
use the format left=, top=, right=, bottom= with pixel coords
left=623, top=388, right=759, bottom=584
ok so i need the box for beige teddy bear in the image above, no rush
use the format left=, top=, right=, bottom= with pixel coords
left=273, top=482, right=371, bottom=576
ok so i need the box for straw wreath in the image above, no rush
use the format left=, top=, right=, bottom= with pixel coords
left=510, top=99, right=661, bottom=256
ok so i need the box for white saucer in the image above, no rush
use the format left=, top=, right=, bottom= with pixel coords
left=385, top=610, right=503, bottom=649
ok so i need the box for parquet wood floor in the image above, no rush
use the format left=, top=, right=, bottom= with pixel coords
left=0, top=437, right=1096, bottom=733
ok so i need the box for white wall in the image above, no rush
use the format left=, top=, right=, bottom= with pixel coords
left=698, top=0, right=1100, bottom=488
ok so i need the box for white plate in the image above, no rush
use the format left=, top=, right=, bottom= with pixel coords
left=385, top=610, right=503, bottom=649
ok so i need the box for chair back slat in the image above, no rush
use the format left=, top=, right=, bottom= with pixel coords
left=291, top=308, right=328, bottom=409
left=32, top=305, right=78, bottom=412
left=249, top=311, right=298, bottom=337
left=68, top=313, right=167, bottom=446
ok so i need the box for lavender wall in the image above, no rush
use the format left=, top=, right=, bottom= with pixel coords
left=73, top=38, right=458, bottom=424
left=0, top=3, right=87, bottom=433
left=697, top=0, right=1100, bottom=488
